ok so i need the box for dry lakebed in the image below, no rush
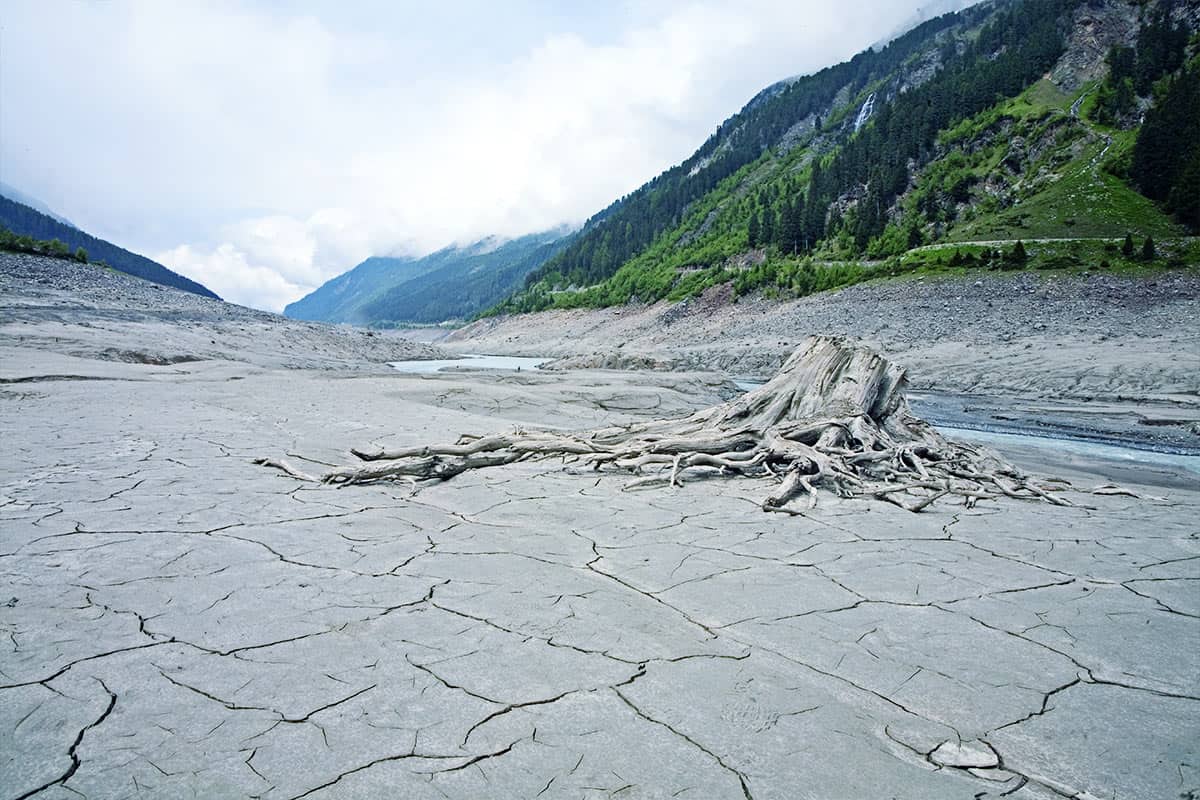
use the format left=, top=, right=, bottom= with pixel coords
left=1, top=253, right=1198, bottom=799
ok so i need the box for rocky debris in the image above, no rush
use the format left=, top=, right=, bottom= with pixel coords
left=895, top=46, right=943, bottom=95
left=0, top=251, right=446, bottom=370
left=1049, top=0, right=1139, bottom=92
left=541, top=352, right=671, bottom=371
left=776, top=112, right=819, bottom=154
left=448, top=268, right=1200, bottom=408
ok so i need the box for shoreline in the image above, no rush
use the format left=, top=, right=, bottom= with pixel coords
left=908, top=391, right=1200, bottom=457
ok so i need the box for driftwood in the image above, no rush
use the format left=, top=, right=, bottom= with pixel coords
left=257, top=336, right=1072, bottom=513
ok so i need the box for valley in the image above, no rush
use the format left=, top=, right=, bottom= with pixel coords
left=3, top=0, right=1199, bottom=797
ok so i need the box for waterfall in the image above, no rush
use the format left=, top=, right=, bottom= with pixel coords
left=853, top=92, right=877, bottom=133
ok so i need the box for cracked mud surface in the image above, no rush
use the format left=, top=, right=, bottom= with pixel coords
left=2, top=351, right=1198, bottom=798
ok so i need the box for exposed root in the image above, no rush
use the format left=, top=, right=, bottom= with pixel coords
left=258, top=336, right=1076, bottom=513
left=252, top=458, right=321, bottom=482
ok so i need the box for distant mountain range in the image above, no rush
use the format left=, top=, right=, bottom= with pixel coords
left=284, top=227, right=574, bottom=325
left=0, top=190, right=218, bottom=299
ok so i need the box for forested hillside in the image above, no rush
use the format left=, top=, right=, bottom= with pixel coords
left=0, top=182, right=76, bottom=228
left=285, top=228, right=573, bottom=325
left=284, top=255, right=443, bottom=323
left=1130, top=58, right=1200, bottom=228
left=0, top=196, right=218, bottom=298
left=355, top=231, right=573, bottom=325
left=493, top=0, right=1198, bottom=315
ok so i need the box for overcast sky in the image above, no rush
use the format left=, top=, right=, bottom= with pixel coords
left=1, top=1, right=973, bottom=311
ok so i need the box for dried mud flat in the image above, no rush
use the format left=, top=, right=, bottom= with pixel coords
left=2, top=256, right=1199, bottom=799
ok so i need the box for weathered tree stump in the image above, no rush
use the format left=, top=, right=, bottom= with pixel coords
left=258, top=336, right=1071, bottom=512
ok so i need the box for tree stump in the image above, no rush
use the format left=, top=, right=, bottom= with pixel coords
left=258, top=336, right=1070, bottom=513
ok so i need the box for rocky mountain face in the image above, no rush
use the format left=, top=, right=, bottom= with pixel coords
left=1050, top=1, right=1139, bottom=90
left=284, top=228, right=574, bottom=326
left=493, top=0, right=1196, bottom=316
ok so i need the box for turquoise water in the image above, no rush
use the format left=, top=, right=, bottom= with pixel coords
left=390, top=354, right=548, bottom=374
left=940, top=425, right=1200, bottom=477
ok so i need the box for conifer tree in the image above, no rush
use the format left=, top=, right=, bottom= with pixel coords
left=1012, top=240, right=1027, bottom=263
left=1121, top=233, right=1135, bottom=257
left=1167, top=152, right=1200, bottom=230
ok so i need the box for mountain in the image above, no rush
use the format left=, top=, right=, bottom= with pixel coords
left=284, top=254, right=441, bottom=323
left=0, top=182, right=76, bottom=228
left=285, top=227, right=574, bottom=325
left=0, top=195, right=218, bottom=298
left=870, top=0, right=982, bottom=51
left=493, top=0, right=1198, bottom=315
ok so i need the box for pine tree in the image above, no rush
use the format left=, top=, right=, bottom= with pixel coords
left=1167, top=150, right=1200, bottom=231
left=1121, top=233, right=1135, bottom=257
left=748, top=210, right=761, bottom=248
left=1107, top=45, right=1135, bottom=84
left=906, top=223, right=924, bottom=250
left=1141, top=236, right=1155, bottom=261
left=1131, top=65, right=1200, bottom=215
left=1133, top=13, right=1188, bottom=95
left=1011, top=240, right=1027, bottom=264
left=774, top=200, right=791, bottom=252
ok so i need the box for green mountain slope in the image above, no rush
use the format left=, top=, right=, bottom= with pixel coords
left=0, top=195, right=218, bottom=299
left=494, top=0, right=1197, bottom=315
left=355, top=230, right=574, bottom=325
left=284, top=228, right=574, bottom=325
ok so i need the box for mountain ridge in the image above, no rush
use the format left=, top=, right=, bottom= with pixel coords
left=0, top=181, right=76, bottom=228
left=0, top=194, right=219, bottom=298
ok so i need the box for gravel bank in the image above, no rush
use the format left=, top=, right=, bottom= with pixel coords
left=449, top=269, right=1200, bottom=405
left=0, top=252, right=445, bottom=371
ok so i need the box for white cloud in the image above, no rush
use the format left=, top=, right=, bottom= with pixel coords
left=157, top=243, right=308, bottom=312
left=156, top=208, right=390, bottom=311
left=2, top=0, right=960, bottom=311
